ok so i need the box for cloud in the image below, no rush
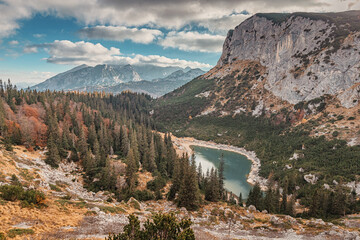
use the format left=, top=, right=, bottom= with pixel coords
left=26, top=40, right=211, bottom=68
left=31, top=40, right=121, bottom=65
left=33, top=33, right=45, bottom=38
left=0, top=0, right=353, bottom=41
left=198, top=13, right=251, bottom=34
left=8, top=40, right=19, bottom=45
left=0, top=69, right=55, bottom=84
left=23, top=46, right=38, bottom=53
left=121, top=54, right=212, bottom=68
left=79, top=26, right=162, bottom=44
left=160, top=31, right=225, bottom=52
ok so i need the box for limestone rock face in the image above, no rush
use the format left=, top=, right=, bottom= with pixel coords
left=217, top=12, right=360, bottom=108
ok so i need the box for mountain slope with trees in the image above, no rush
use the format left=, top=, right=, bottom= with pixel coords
left=153, top=11, right=360, bottom=219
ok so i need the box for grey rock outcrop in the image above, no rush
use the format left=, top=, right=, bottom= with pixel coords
left=218, top=11, right=360, bottom=108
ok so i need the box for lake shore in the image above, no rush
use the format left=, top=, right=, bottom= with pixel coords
left=171, top=135, right=268, bottom=191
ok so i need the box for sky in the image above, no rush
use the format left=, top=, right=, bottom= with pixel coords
left=0, top=0, right=359, bottom=85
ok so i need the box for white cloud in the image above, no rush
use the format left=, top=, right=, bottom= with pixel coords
left=79, top=26, right=162, bottom=44
left=8, top=40, right=19, bottom=45
left=23, top=46, right=38, bottom=53
left=119, top=54, right=212, bottom=68
left=27, top=40, right=211, bottom=68
left=198, top=13, right=251, bottom=34
left=0, top=69, right=55, bottom=84
left=0, top=0, right=355, bottom=41
left=33, top=40, right=121, bottom=65
left=33, top=33, right=45, bottom=38
left=160, top=31, right=225, bottom=52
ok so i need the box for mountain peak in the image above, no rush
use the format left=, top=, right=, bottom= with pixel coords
left=215, top=10, right=360, bottom=108
left=31, top=64, right=204, bottom=95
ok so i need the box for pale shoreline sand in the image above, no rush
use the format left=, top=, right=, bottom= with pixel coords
left=171, top=135, right=268, bottom=191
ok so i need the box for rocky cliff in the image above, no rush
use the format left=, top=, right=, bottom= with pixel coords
left=156, top=11, right=360, bottom=145
left=215, top=11, right=360, bottom=108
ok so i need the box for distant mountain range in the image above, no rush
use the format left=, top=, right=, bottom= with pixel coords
left=31, top=64, right=205, bottom=97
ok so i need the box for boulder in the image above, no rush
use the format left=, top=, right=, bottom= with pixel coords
left=248, top=205, right=257, bottom=212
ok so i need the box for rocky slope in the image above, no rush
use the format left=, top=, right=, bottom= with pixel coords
left=157, top=11, right=360, bottom=144
left=1, top=145, right=360, bottom=240
left=216, top=11, right=360, bottom=108
left=31, top=64, right=204, bottom=97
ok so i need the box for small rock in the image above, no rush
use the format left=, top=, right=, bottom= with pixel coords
left=304, top=174, right=318, bottom=184
left=246, top=213, right=254, bottom=219
left=285, top=215, right=297, bottom=224
left=180, top=207, right=187, bottom=213
left=270, top=216, right=282, bottom=225
left=248, top=205, right=256, bottom=212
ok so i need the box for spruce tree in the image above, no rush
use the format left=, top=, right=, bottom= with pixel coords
left=238, top=193, right=243, bottom=206
left=178, top=157, right=199, bottom=210
left=247, top=182, right=262, bottom=210
left=45, top=133, right=61, bottom=167
left=281, top=191, right=287, bottom=214
left=218, top=153, right=225, bottom=199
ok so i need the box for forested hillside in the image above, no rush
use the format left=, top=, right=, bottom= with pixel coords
left=0, top=80, right=199, bottom=206
left=153, top=11, right=360, bottom=219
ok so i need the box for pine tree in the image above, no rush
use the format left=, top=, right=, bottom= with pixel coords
left=126, top=148, right=138, bottom=193
left=218, top=153, right=225, bottom=199
left=78, top=126, right=88, bottom=159
left=238, top=193, right=243, bottom=206
left=146, top=135, right=157, bottom=172
left=168, top=157, right=181, bottom=200
left=45, top=133, right=61, bottom=167
left=264, top=188, right=274, bottom=213
left=93, top=137, right=101, bottom=167
left=247, top=182, right=263, bottom=210
left=178, top=157, right=199, bottom=210
left=205, top=167, right=220, bottom=202
left=0, top=98, right=5, bottom=137
left=281, top=191, right=287, bottom=214
left=120, top=125, right=130, bottom=156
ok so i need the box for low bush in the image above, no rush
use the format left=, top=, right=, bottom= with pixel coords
left=7, top=228, right=34, bottom=238
left=132, top=190, right=154, bottom=201
left=107, top=213, right=195, bottom=240
left=146, top=176, right=167, bottom=192
left=0, top=185, right=45, bottom=207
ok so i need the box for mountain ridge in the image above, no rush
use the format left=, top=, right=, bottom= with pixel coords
left=31, top=64, right=205, bottom=96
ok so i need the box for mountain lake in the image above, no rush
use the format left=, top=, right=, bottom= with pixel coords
left=192, top=145, right=252, bottom=198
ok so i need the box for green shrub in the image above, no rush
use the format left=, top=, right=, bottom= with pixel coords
left=49, top=184, right=61, bottom=192
left=0, top=185, right=23, bottom=201
left=107, top=213, right=195, bottom=240
left=332, top=131, right=339, bottom=137
left=146, top=176, right=167, bottom=192
left=0, top=185, right=45, bottom=207
left=7, top=228, right=34, bottom=238
left=132, top=190, right=154, bottom=201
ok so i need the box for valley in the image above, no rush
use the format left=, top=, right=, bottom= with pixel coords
left=1, top=7, right=360, bottom=240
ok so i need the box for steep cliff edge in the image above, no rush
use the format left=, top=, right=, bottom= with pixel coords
left=215, top=11, right=360, bottom=108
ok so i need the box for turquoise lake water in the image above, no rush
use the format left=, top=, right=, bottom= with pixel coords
left=192, top=145, right=252, bottom=198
